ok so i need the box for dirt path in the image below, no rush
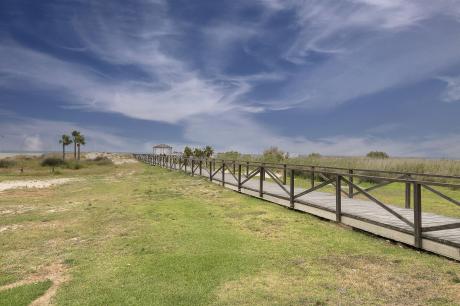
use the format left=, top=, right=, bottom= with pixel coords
left=0, top=263, right=68, bottom=305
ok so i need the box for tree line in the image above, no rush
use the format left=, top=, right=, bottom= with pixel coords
left=59, top=130, right=86, bottom=161
left=183, top=146, right=214, bottom=158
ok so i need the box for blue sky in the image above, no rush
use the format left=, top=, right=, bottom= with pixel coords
left=1, top=0, right=460, bottom=157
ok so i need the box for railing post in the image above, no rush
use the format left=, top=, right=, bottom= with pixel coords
left=191, top=160, right=194, bottom=176
left=199, top=160, right=202, bottom=176
left=259, top=166, right=264, bottom=197
left=405, top=176, right=411, bottom=209
left=413, top=183, right=422, bottom=248
left=246, top=162, right=249, bottom=177
left=311, top=166, right=315, bottom=187
left=283, top=164, right=287, bottom=185
left=290, top=168, right=295, bottom=209
left=233, top=161, right=236, bottom=175
left=209, top=160, right=213, bottom=182
left=222, top=162, right=225, bottom=187
left=348, top=169, right=353, bottom=198
left=262, top=163, right=266, bottom=181
left=238, top=163, right=242, bottom=192
left=336, top=175, right=342, bottom=222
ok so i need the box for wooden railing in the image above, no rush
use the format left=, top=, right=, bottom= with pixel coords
left=133, top=154, right=460, bottom=250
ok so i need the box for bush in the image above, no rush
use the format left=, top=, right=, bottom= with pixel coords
left=41, top=158, right=66, bottom=167
left=217, top=151, right=241, bottom=160
left=308, top=153, right=321, bottom=158
left=0, top=160, right=17, bottom=168
left=366, top=151, right=389, bottom=159
left=66, top=161, right=83, bottom=170
left=263, top=147, right=286, bottom=163
left=89, top=157, right=113, bottom=166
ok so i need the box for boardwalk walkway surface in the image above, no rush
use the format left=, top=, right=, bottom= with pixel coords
left=135, top=155, right=460, bottom=261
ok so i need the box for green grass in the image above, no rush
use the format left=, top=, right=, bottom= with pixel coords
left=0, top=154, right=116, bottom=182
left=229, top=154, right=460, bottom=179
left=0, top=280, right=52, bottom=306
left=1, top=160, right=460, bottom=305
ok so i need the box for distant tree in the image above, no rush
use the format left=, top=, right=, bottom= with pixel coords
left=203, top=146, right=214, bottom=158
left=308, top=153, right=321, bottom=158
left=193, top=148, right=204, bottom=158
left=75, top=134, right=86, bottom=160
left=59, top=134, right=72, bottom=160
left=366, top=151, right=389, bottom=159
left=183, top=146, right=193, bottom=158
left=71, top=130, right=81, bottom=160
left=262, top=146, right=286, bottom=163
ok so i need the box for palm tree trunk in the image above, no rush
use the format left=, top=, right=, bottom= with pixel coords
left=77, top=144, right=80, bottom=160
left=62, top=144, right=65, bottom=160
left=74, top=142, right=77, bottom=160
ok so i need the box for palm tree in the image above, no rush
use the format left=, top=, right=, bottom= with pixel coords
left=204, top=146, right=214, bottom=158
left=76, top=134, right=86, bottom=160
left=59, top=134, right=72, bottom=160
left=183, top=146, right=192, bottom=158
left=71, top=130, right=80, bottom=160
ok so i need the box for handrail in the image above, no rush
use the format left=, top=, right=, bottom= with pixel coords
left=134, top=154, right=460, bottom=188
left=162, top=156, right=460, bottom=180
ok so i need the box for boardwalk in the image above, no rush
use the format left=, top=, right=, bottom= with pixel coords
left=135, top=155, right=460, bottom=261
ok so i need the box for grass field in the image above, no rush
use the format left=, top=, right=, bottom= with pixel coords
left=1, top=157, right=460, bottom=305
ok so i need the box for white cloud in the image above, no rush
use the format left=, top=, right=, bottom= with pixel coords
left=2, top=0, right=460, bottom=158
left=259, top=0, right=460, bottom=61
left=0, top=115, right=142, bottom=152
left=23, top=135, right=44, bottom=151
left=281, top=17, right=460, bottom=109
left=183, top=112, right=460, bottom=158
left=439, top=76, right=460, bottom=103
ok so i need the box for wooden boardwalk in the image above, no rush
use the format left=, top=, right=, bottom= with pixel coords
left=136, top=155, right=460, bottom=261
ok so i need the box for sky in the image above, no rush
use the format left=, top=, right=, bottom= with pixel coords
left=1, top=0, right=460, bottom=157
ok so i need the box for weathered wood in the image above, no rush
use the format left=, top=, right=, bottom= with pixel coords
left=336, top=175, right=342, bottom=222
left=414, top=183, right=422, bottom=248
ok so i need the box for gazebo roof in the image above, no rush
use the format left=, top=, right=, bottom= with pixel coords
left=153, top=144, right=172, bottom=149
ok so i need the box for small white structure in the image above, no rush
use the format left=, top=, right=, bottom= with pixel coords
left=153, top=144, right=172, bottom=155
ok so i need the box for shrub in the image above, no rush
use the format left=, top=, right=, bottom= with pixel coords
left=308, top=153, right=321, bottom=158
left=89, top=157, right=113, bottom=166
left=262, top=147, right=287, bottom=163
left=366, top=151, right=389, bottom=159
left=41, top=158, right=66, bottom=167
left=217, top=151, right=241, bottom=160
left=65, top=161, right=83, bottom=170
left=0, top=160, right=17, bottom=168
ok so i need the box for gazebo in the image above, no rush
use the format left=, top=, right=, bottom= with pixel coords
left=153, top=144, right=173, bottom=155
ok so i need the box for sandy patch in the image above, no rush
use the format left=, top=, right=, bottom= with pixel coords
left=0, top=178, right=76, bottom=192
left=0, top=224, right=23, bottom=233
left=0, top=205, right=35, bottom=215
left=85, top=152, right=138, bottom=165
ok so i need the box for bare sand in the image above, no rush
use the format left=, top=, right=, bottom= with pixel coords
left=0, top=178, right=76, bottom=192
left=84, top=152, right=138, bottom=165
